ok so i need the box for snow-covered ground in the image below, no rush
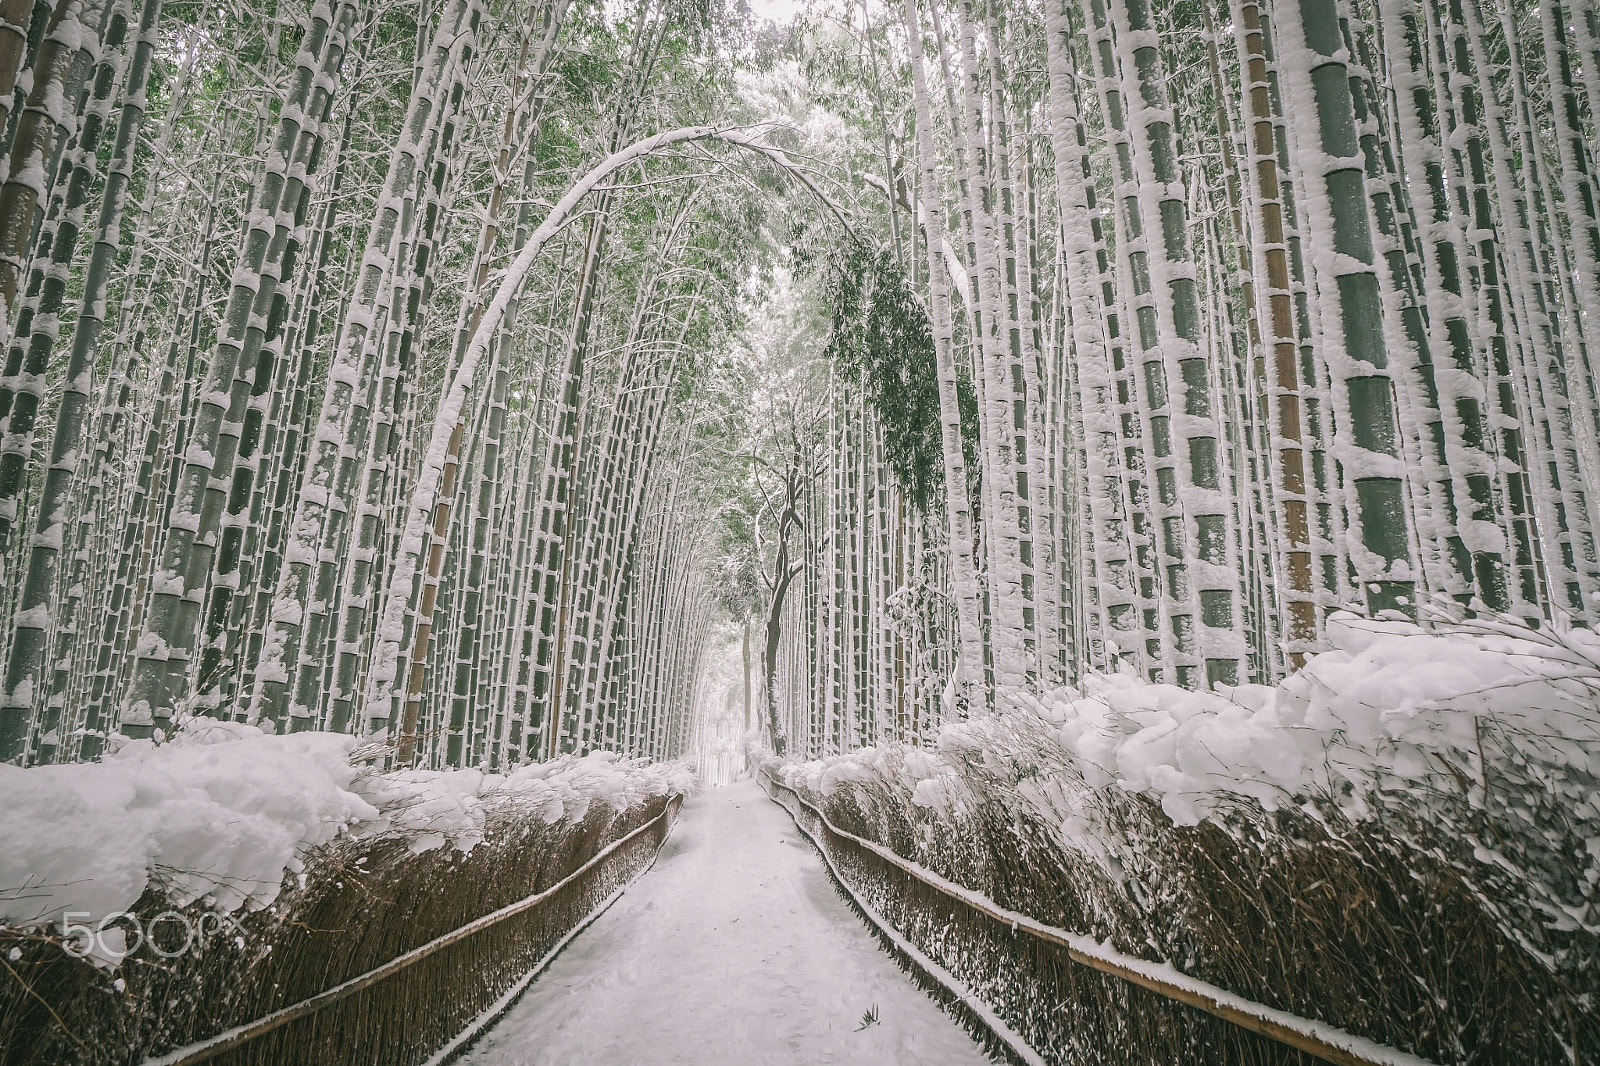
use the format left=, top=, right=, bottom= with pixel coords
left=455, top=778, right=991, bottom=1066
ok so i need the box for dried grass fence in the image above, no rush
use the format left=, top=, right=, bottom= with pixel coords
left=758, top=765, right=1581, bottom=1066
left=0, top=791, right=682, bottom=1066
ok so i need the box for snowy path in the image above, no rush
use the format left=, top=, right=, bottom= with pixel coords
left=454, top=778, right=993, bottom=1066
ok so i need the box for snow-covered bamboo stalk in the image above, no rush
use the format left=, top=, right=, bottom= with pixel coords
left=1103, top=0, right=1245, bottom=687
left=1042, top=0, right=1148, bottom=679
left=1273, top=0, right=1418, bottom=615
left=1231, top=0, right=1331, bottom=661
left=949, top=0, right=1029, bottom=691
left=1459, top=0, right=1600, bottom=622
left=120, top=0, right=361, bottom=737
left=248, top=0, right=475, bottom=731
left=901, top=0, right=983, bottom=712
left=0, top=0, right=96, bottom=545
left=1370, top=0, right=1498, bottom=607
left=0, top=0, right=129, bottom=761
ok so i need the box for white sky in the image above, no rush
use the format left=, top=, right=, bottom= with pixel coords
left=747, top=0, right=804, bottom=24
left=603, top=0, right=805, bottom=25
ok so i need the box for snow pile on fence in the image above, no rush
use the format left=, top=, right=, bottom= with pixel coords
left=793, top=610, right=1600, bottom=831
left=0, top=721, right=692, bottom=929
left=0, top=722, right=372, bottom=927
left=358, top=750, right=695, bottom=855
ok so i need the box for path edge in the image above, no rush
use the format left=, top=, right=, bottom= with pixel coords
left=424, top=800, right=686, bottom=1066
left=756, top=772, right=1040, bottom=1066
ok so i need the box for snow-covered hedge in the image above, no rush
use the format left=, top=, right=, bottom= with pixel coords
left=768, top=613, right=1599, bottom=1064
left=0, top=726, right=691, bottom=1065
left=0, top=720, right=691, bottom=936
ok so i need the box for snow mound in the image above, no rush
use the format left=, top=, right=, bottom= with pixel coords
left=0, top=722, right=693, bottom=930
left=0, top=721, right=373, bottom=927
left=357, top=750, right=696, bottom=854
left=786, top=612, right=1600, bottom=828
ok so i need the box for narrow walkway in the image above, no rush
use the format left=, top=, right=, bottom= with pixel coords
left=456, top=778, right=993, bottom=1065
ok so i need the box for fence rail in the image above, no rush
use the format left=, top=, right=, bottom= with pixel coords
left=758, top=769, right=1436, bottom=1066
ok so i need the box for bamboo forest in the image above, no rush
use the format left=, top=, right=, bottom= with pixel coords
left=0, top=0, right=1597, bottom=1063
